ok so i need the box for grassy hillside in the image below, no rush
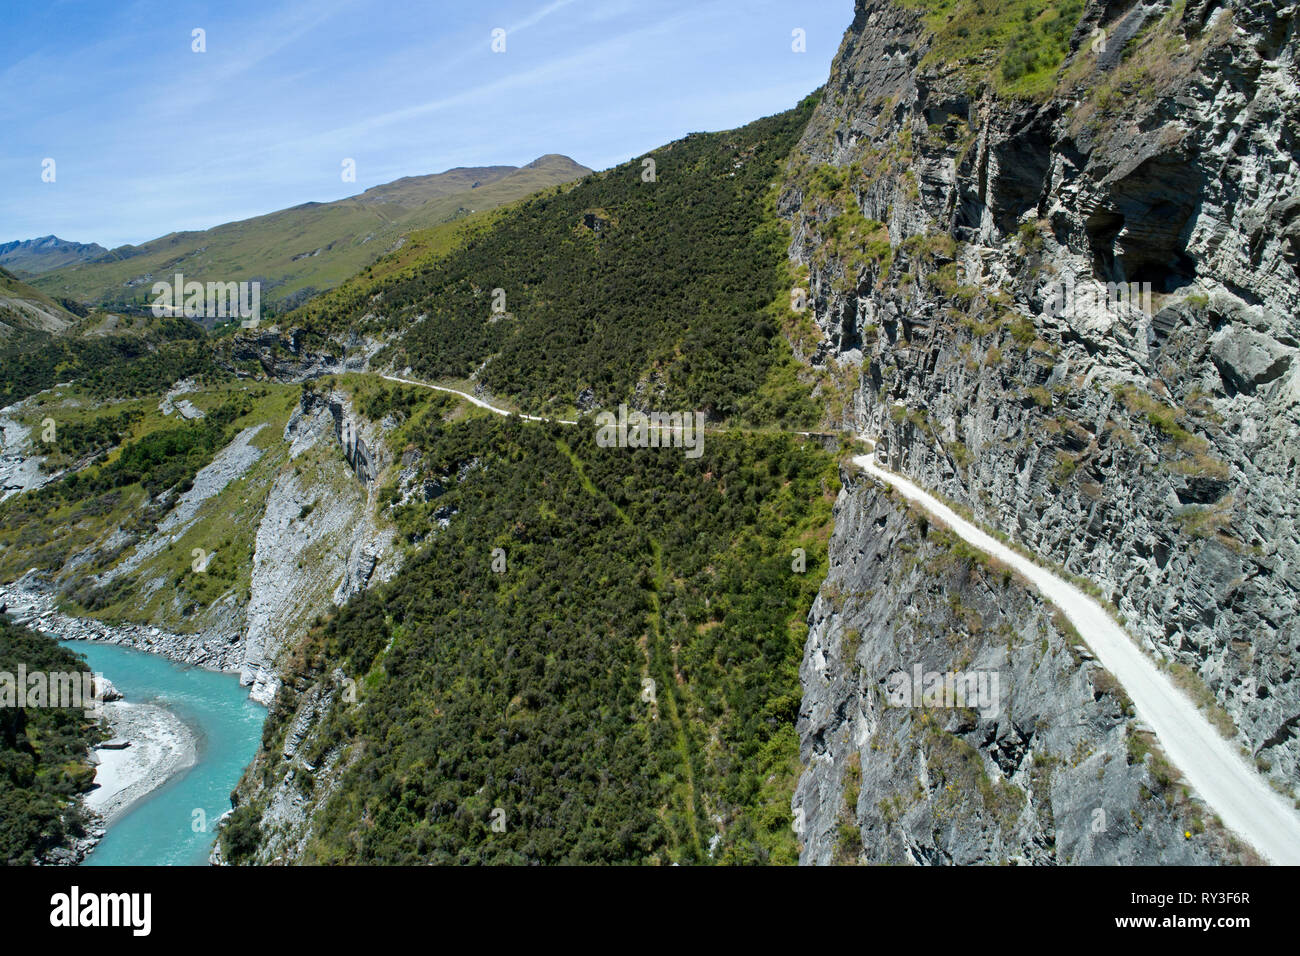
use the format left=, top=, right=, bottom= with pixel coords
left=288, top=203, right=520, bottom=331
left=0, top=267, right=80, bottom=337
left=32, top=155, right=591, bottom=313
left=899, top=0, right=1086, bottom=97
left=290, top=98, right=824, bottom=427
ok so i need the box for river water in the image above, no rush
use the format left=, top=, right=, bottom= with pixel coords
left=60, top=641, right=265, bottom=866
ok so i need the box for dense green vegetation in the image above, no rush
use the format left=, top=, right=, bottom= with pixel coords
left=241, top=405, right=836, bottom=864
left=0, top=318, right=217, bottom=407
left=0, top=617, right=100, bottom=865
left=0, top=391, right=259, bottom=583
left=38, top=408, right=144, bottom=470
left=288, top=98, right=822, bottom=427
left=1000, top=0, right=1085, bottom=84
left=288, top=206, right=519, bottom=333
left=60, top=394, right=251, bottom=499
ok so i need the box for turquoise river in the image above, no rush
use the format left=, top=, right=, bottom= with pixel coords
left=60, top=641, right=265, bottom=866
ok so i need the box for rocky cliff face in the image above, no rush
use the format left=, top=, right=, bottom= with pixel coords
left=211, top=667, right=357, bottom=865
left=239, top=389, right=398, bottom=704
left=220, top=328, right=384, bottom=382
left=0, top=401, right=54, bottom=502
left=785, top=0, right=1300, bottom=859
left=2, top=382, right=400, bottom=707
left=795, top=471, right=1253, bottom=864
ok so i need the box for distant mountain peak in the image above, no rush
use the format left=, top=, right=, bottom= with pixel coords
left=522, top=153, right=590, bottom=172
left=0, top=235, right=108, bottom=276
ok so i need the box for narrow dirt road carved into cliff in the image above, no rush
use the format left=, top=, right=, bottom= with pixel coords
left=377, top=373, right=578, bottom=424
left=376, top=371, right=830, bottom=438
left=853, top=449, right=1300, bottom=866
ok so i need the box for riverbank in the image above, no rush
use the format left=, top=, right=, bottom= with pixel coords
left=37, top=675, right=200, bottom=865
left=0, top=575, right=264, bottom=865
left=62, top=640, right=266, bottom=866
left=85, top=699, right=198, bottom=825
left=0, top=571, right=245, bottom=671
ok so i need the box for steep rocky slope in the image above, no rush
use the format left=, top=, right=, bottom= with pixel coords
left=0, top=376, right=403, bottom=705
left=0, top=398, right=56, bottom=502
left=783, top=0, right=1300, bottom=843
left=0, top=267, right=78, bottom=336
left=239, top=386, right=399, bottom=704
left=796, top=470, right=1255, bottom=863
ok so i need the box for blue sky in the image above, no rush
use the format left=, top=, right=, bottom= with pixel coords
left=0, top=0, right=853, bottom=248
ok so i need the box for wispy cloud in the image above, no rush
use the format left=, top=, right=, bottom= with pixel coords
left=326, top=9, right=700, bottom=143
left=507, top=0, right=579, bottom=33
left=0, top=0, right=854, bottom=246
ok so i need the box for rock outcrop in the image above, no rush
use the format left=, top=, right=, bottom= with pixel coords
left=795, top=472, right=1253, bottom=864
left=785, top=0, right=1300, bottom=858
left=220, top=328, right=384, bottom=383
left=239, top=390, right=398, bottom=704
left=0, top=400, right=54, bottom=502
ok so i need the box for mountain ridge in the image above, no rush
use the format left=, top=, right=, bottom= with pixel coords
left=0, top=236, right=108, bottom=277
left=30, top=154, right=592, bottom=312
